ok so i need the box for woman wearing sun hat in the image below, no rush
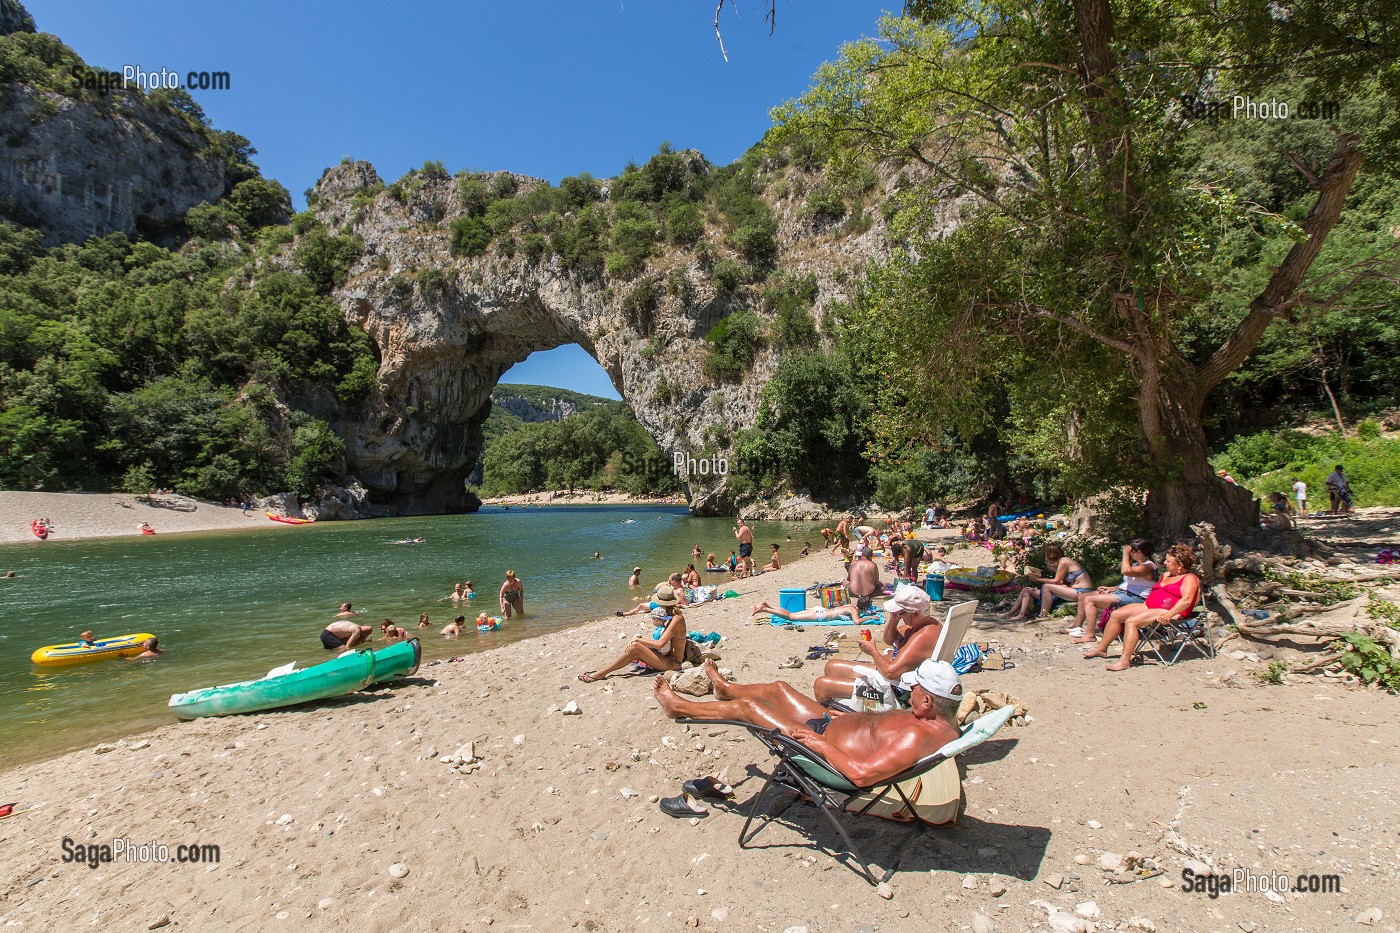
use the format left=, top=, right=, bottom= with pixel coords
left=578, top=585, right=688, bottom=682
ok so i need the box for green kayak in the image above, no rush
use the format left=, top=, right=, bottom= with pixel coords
left=168, top=649, right=375, bottom=720
left=370, top=637, right=421, bottom=684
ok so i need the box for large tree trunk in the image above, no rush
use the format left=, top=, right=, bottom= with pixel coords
left=1139, top=368, right=1259, bottom=541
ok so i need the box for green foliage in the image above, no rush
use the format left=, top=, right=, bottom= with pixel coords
left=1337, top=633, right=1400, bottom=693
left=291, top=228, right=363, bottom=294
left=702, top=310, right=765, bottom=382
left=1257, top=660, right=1289, bottom=685
left=1365, top=593, right=1400, bottom=630
left=479, top=400, right=679, bottom=497
left=732, top=349, right=870, bottom=500
left=120, top=462, right=154, bottom=495
left=762, top=273, right=819, bottom=347
left=621, top=277, right=660, bottom=336
left=450, top=215, right=493, bottom=257
left=1217, top=429, right=1400, bottom=507
left=710, top=259, right=748, bottom=295
left=666, top=202, right=705, bottom=246
left=285, top=419, right=344, bottom=498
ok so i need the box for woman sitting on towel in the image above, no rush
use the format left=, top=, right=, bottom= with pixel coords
left=682, top=564, right=702, bottom=588
left=578, top=586, right=687, bottom=682
left=999, top=543, right=1094, bottom=621
left=1083, top=544, right=1201, bottom=671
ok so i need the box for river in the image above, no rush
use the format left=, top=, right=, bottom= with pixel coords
left=0, top=505, right=816, bottom=767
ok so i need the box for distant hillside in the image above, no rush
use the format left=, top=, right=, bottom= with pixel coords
left=482, top=384, right=618, bottom=448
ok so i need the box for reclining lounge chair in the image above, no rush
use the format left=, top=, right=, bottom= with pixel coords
left=679, top=703, right=1017, bottom=885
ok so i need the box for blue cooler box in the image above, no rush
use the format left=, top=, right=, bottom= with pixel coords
left=778, top=588, right=807, bottom=613
left=925, top=574, right=946, bottom=601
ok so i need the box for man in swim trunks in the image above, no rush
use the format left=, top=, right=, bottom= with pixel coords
left=654, top=660, right=963, bottom=786
left=847, top=546, right=882, bottom=613
left=321, top=619, right=371, bottom=650
left=335, top=603, right=358, bottom=618
left=735, top=518, right=755, bottom=575
left=814, top=585, right=946, bottom=711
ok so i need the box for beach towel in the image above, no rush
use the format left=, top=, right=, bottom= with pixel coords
left=767, top=608, right=884, bottom=627
left=818, top=584, right=849, bottom=609
left=684, top=585, right=720, bottom=606
left=951, top=642, right=983, bottom=674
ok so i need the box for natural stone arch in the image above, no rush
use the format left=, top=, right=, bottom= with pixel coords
left=308, top=160, right=878, bottom=515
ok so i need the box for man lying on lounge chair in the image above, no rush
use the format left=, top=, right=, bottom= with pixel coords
left=653, top=659, right=962, bottom=786
left=813, top=585, right=943, bottom=711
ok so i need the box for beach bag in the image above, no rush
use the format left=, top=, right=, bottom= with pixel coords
left=819, top=584, right=849, bottom=609
left=842, top=757, right=961, bottom=825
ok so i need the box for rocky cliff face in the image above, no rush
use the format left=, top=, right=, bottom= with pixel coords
left=491, top=388, right=595, bottom=424
left=307, top=159, right=890, bottom=515
left=0, top=5, right=235, bottom=244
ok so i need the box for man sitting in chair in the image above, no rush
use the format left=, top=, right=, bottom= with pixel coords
left=813, top=585, right=944, bottom=711
left=653, top=660, right=963, bottom=787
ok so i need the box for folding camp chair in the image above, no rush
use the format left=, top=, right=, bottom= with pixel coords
left=931, top=598, right=979, bottom=664
left=679, top=704, right=1016, bottom=884
left=1134, top=609, right=1216, bottom=665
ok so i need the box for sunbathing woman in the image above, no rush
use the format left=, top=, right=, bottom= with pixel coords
left=1083, top=544, right=1201, bottom=671
left=1000, top=543, right=1094, bottom=621
left=1070, top=540, right=1156, bottom=639
left=579, top=588, right=687, bottom=682
left=760, top=543, right=782, bottom=572
left=682, top=564, right=702, bottom=588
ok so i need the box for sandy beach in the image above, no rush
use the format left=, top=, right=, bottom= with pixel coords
left=478, top=490, right=688, bottom=507
left=1, top=529, right=1394, bottom=932
left=0, top=492, right=275, bottom=545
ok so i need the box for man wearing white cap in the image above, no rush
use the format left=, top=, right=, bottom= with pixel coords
left=653, top=659, right=963, bottom=786
left=813, top=584, right=944, bottom=712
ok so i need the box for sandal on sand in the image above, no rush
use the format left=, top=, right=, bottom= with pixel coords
left=682, top=777, right=734, bottom=800
left=659, top=794, right=708, bottom=817
left=577, top=672, right=601, bottom=682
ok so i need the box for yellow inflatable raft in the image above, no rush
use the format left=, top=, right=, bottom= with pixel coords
left=31, top=633, right=156, bottom=667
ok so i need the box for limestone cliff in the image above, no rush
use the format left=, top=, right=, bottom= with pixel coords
left=305, top=157, right=891, bottom=514
left=0, top=3, right=239, bottom=243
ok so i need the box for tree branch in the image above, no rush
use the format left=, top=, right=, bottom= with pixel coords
left=1198, top=132, right=1363, bottom=391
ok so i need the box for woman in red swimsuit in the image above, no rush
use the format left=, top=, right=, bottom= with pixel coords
left=1083, top=544, right=1201, bottom=671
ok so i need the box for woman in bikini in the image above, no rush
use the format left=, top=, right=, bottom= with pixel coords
left=1083, top=544, right=1201, bottom=670
left=578, top=586, right=687, bottom=682
left=499, top=570, right=525, bottom=619
left=682, top=564, right=702, bottom=588
left=1000, top=543, right=1094, bottom=621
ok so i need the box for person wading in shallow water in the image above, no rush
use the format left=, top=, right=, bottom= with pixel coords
left=499, top=570, right=525, bottom=619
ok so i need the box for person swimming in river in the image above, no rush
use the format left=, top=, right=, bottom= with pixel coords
left=628, top=566, right=643, bottom=587
left=704, top=553, right=720, bottom=571
left=418, top=612, right=431, bottom=629
left=442, top=615, right=466, bottom=637
left=441, top=583, right=466, bottom=602
left=381, top=619, right=408, bottom=639
left=124, top=637, right=162, bottom=660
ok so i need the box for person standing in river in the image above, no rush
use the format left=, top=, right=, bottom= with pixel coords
left=734, top=518, right=755, bottom=576
left=499, top=570, right=525, bottom=619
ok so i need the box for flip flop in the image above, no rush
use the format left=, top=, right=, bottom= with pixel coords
left=807, top=645, right=837, bottom=654
left=659, top=794, right=709, bottom=817
left=577, top=672, right=601, bottom=683
left=682, top=777, right=734, bottom=800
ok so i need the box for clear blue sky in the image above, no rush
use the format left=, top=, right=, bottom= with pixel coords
left=28, top=0, right=893, bottom=398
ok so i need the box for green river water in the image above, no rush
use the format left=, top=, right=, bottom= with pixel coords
left=0, top=505, right=815, bottom=769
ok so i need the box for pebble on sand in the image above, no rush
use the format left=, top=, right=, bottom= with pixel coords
left=388, top=863, right=409, bottom=879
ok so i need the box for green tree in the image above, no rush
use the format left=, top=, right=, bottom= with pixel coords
left=773, top=3, right=1400, bottom=537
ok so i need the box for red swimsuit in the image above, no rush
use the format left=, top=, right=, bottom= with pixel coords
left=1145, top=575, right=1197, bottom=613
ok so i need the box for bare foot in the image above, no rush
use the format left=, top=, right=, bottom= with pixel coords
left=703, top=659, right=734, bottom=698
left=1072, top=635, right=1097, bottom=644
left=1105, top=659, right=1131, bottom=671
left=652, top=675, right=683, bottom=716
left=1082, top=650, right=1108, bottom=659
